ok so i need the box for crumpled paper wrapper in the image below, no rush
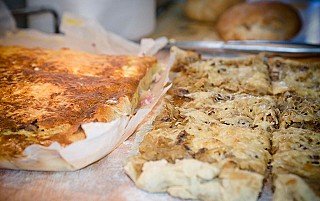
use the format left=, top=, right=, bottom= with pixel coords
left=0, top=11, right=171, bottom=171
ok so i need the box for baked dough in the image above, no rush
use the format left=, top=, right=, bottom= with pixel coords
left=273, top=174, right=320, bottom=201
left=125, top=47, right=320, bottom=200
left=269, top=57, right=320, bottom=98
left=272, top=127, right=320, bottom=199
left=172, top=53, right=272, bottom=95
left=125, top=48, right=273, bottom=200
left=216, top=1, right=301, bottom=40
left=125, top=159, right=264, bottom=201
left=184, top=0, right=244, bottom=22
left=0, top=45, right=161, bottom=169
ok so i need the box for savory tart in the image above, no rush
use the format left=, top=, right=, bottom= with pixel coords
left=0, top=45, right=161, bottom=170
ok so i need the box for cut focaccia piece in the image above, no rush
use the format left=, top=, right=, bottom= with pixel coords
left=269, top=57, right=320, bottom=98
left=272, top=128, right=320, bottom=179
left=0, top=45, right=160, bottom=161
left=172, top=53, right=272, bottom=95
left=125, top=158, right=264, bottom=201
left=273, top=174, right=320, bottom=201
left=276, top=94, right=320, bottom=132
left=169, top=89, right=279, bottom=131
left=272, top=128, right=320, bottom=199
left=141, top=115, right=271, bottom=174
left=125, top=97, right=271, bottom=200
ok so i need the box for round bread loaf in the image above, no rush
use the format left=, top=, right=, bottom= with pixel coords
left=184, top=0, right=244, bottom=22
left=216, top=1, right=302, bottom=41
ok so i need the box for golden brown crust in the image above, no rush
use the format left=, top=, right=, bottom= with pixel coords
left=0, top=46, right=156, bottom=78
left=272, top=128, right=320, bottom=180
left=268, top=57, right=320, bottom=98
left=125, top=48, right=320, bottom=200
left=0, top=45, right=157, bottom=158
left=216, top=1, right=301, bottom=41
left=171, top=54, right=272, bottom=95
left=276, top=95, right=320, bottom=132
left=184, top=0, right=244, bottom=22
left=0, top=128, right=86, bottom=159
left=272, top=128, right=320, bottom=200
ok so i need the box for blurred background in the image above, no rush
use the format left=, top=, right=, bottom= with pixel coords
left=2, top=0, right=320, bottom=43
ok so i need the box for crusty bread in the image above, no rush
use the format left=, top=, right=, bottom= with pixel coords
left=216, top=1, right=302, bottom=40
left=184, top=0, right=244, bottom=22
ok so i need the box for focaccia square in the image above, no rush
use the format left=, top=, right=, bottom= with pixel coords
left=168, top=88, right=279, bottom=131
left=272, top=127, right=320, bottom=180
left=269, top=57, right=320, bottom=98
left=276, top=94, right=320, bottom=132
left=272, top=127, right=320, bottom=199
left=172, top=53, right=272, bottom=95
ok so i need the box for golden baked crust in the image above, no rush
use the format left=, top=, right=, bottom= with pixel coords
left=171, top=54, right=272, bottom=95
left=125, top=49, right=274, bottom=200
left=272, top=128, right=320, bottom=179
left=272, top=128, right=320, bottom=199
left=184, top=0, right=244, bottom=22
left=125, top=48, right=320, bottom=200
left=0, top=45, right=158, bottom=158
left=273, top=174, right=320, bottom=201
left=269, top=57, right=320, bottom=98
left=216, top=1, right=301, bottom=41
left=276, top=95, right=320, bottom=132
left=0, top=46, right=156, bottom=78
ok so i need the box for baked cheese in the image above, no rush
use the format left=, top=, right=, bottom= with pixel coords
left=272, top=127, right=320, bottom=199
left=172, top=54, right=272, bottom=95
left=276, top=94, right=320, bottom=132
left=125, top=47, right=320, bottom=201
left=0, top=45, right=160, bottom=160
left=125, top=49, right=273, bottom=200
left=269, top=57, right=320, bottom=98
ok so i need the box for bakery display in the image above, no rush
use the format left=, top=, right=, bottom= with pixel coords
left=184, top=0, right=244, bottom=22
left=125, top=47, right=320, bottom=200
left=0, top=0, right=319, bottom=199
left=216, top=1, right=302, bottom=41
left=0, top=45, right=162, bottom=170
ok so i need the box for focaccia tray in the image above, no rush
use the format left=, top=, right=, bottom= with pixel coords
left=125, top=47, right=320, bottom=201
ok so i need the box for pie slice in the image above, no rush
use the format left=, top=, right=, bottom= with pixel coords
left=0, top=45, right=161, bottom=169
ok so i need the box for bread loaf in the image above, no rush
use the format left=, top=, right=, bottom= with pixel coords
left=216, top=1, right=302, bottom=41
left=184, top=0, right=244, bottom=22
